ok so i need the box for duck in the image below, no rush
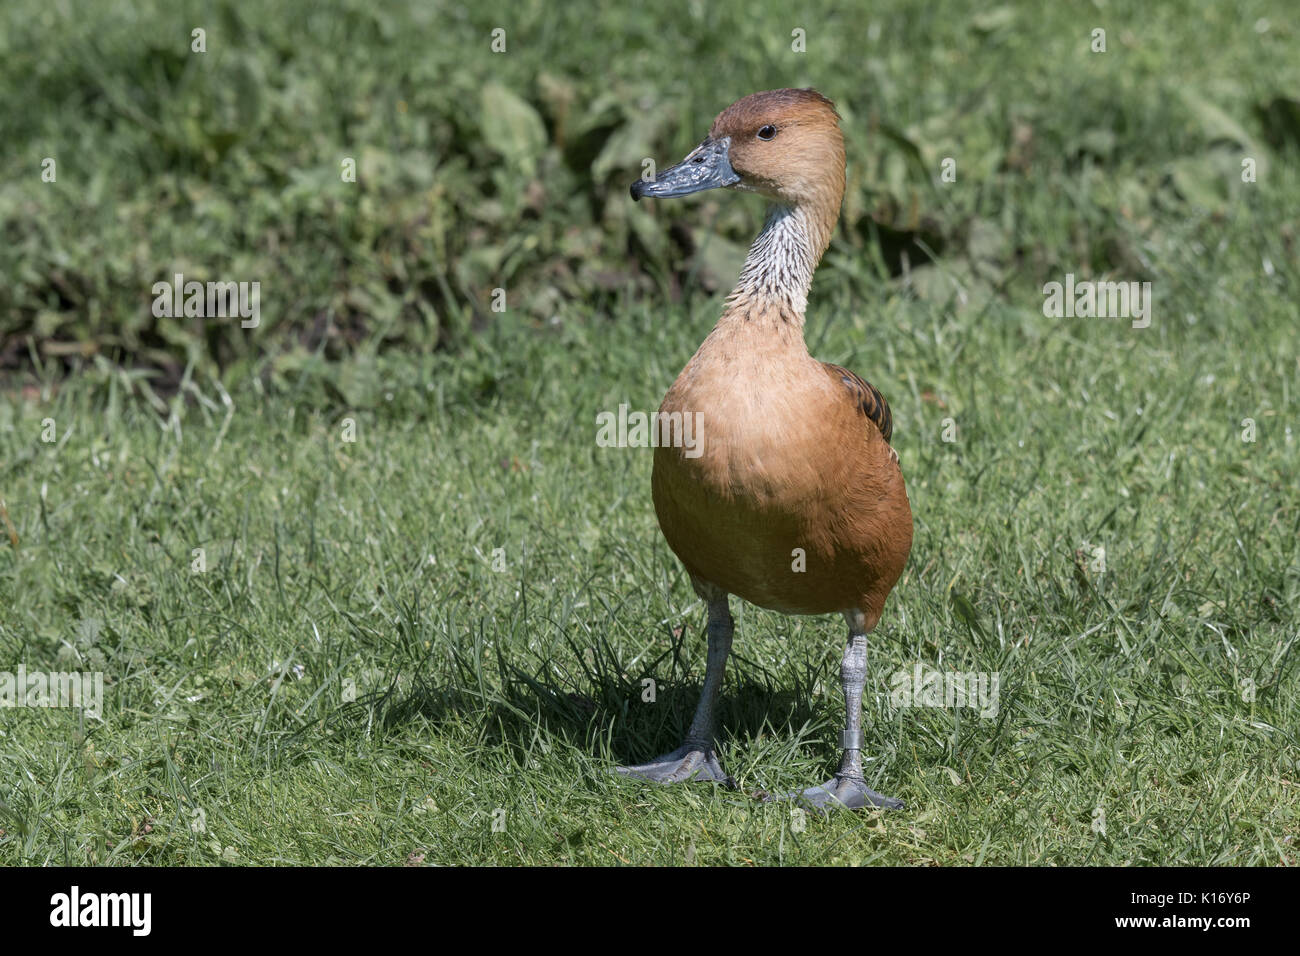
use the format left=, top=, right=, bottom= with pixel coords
left=619, top=88, right=912, bottom=810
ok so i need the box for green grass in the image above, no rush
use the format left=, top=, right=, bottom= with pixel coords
left=3, top=283, right=1297, bottom=865
left=1, top=0, right=1299, bottom=865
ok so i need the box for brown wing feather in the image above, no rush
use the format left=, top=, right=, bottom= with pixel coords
left=823, top=363, right=893, bottom=445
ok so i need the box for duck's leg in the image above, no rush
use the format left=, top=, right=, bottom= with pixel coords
left=793, top=610, right=904, bottom=811
left=616, top=596, right=735, bottom=787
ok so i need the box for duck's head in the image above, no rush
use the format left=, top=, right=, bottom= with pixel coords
left=630, top=88, right=845, bottom=209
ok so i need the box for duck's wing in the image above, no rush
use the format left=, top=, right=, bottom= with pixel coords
left=822, top=362, right=894, bottom=446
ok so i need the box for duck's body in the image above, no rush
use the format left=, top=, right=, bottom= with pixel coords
left=653, top=290, right=910, bottom=621
left=620, top=89, right=912, bottom=810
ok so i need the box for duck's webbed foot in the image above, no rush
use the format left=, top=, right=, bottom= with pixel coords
left=617, top=594, right=736, bottom=789
left=775, top=616, right=904, bottom=813
left=791, top=773, right=904, bottom=812
left=616, top=744, right=735, bottom=787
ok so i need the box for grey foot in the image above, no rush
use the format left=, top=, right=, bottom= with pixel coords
left=785, top=774, right=904, bottom=812
left=615, top=744, right=735, bottom=788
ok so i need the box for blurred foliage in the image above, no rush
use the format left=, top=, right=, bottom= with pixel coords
left=1, top=0, right=1298, bottom=382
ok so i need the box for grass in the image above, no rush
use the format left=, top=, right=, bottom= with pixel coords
left=3, top=280, right=1297, bottom=865
left=1, top=0, right=1298, bottom=865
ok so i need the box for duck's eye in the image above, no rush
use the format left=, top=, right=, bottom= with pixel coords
left=757, top=125, right=777, bottom=141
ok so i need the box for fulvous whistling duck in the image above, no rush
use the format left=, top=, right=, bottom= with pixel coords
left=620, top=89, right=912, bottom=810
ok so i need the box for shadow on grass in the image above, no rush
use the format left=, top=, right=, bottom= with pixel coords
left=334, top=631, right=828, bottom=767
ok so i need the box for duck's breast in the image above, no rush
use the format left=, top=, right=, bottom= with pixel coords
left=652, top=348, right=912, bottom=617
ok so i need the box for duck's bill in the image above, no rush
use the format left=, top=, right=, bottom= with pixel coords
left=630, top=136, right=740, bottom=201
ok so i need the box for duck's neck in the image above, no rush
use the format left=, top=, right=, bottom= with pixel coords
left=720, top=202, right=833, bottom=333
